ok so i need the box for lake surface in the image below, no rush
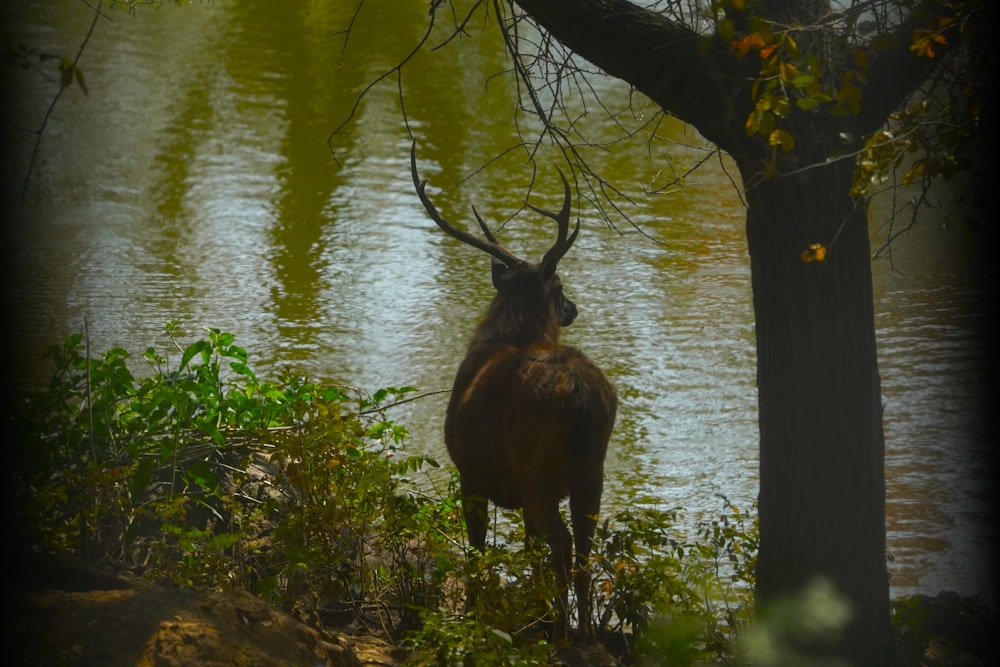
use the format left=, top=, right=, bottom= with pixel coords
left=2, top=1, right=993, bottom=607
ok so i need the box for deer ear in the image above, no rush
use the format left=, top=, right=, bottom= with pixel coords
left=490, top=257, right=508, bottom=289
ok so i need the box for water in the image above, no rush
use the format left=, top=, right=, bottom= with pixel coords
left=2, top=0, right=992, bottom=607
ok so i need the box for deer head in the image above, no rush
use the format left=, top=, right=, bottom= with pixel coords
left=409, top=141, right=581, bottom=343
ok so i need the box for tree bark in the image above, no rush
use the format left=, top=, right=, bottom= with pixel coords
left=743, top=152, right=890, bottom=662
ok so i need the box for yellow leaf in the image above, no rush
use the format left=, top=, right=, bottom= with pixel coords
left=800, top=243, right=827, bottom=262
left=901, top=160, right=926, bottom=185
left=910, top=30, right=945, bottom=58
left=784, top=34, right=799, bottom=57
left=780, top=61, right=798, bottom=83
left=768, top=128, right=795, bottom=152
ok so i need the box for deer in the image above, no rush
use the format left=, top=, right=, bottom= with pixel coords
left=409, top=141, right=617, bottom=641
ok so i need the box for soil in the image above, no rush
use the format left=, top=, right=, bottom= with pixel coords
left=10, top=553, right=621, bottom=667
left=10, top=555, right=399, bottom=667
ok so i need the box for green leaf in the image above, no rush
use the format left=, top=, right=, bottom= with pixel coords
left=206, top=532, right=240, bottom=551
left=772, top=96, right=790, bottom=119
left=129, top=457, right=157, bottom=496
left=222, top=344, right=248, bottom=362
left=180, top=339, right=210, bottom=369
left=490, top=628, right=513, bottom=644
left=187, top=461, right=219, bottom=489
left=73, top=66, right=88, bottom=96
left=196, top=419, right=225, bottom=446
left=229, top=361, right=256, bottom=380
left=321, top=386, right=349, bottom=401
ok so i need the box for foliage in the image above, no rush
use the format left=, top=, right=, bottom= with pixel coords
left=591, top=500, right=757, bottom=664
left=12, top=324, right=763, bottom=662
left=892, top=591, right=996, bottom=666
left=13, top=323, right=455, bottom=630
left=737, top=577, right=854, bottom=667
left=721, top=0, right=986, bottom=197
left=399, top=522, right=559, bottom=664
left=403, top=606, right=550, bottom=666
left=14, top=325, right=993, bottom=664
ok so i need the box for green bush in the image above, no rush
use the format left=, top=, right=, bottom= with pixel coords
left=591, top=501, right=757, bottom=664
left=403, top=607, right=550, bottom=666
left=891, top=591, right=995, bottom=666
left=13, top=324, right=455, bottom=626
left=13, top=324, right=763, bottom=663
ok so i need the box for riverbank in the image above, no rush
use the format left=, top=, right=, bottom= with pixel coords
left=12, top=552, right=625, bottom=667
left=12, top=551, right=995, bottom=666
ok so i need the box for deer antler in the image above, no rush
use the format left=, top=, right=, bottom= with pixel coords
left=410, top=141, right=520, bottom=267
left=531, top=169, right=580, bottom=278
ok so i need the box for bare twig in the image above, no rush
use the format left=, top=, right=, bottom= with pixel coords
left=20, top=0, right=105, bottom=203
left=357, top=388, right=452, bottom=417
left=327, top=1, right=441, bottom=162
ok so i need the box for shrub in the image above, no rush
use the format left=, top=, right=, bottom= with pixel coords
left=13, top=323, right=762, bottom=663
left=13, top=323, right=455, bottom=630
left=590, top=500, right=756, bottom=664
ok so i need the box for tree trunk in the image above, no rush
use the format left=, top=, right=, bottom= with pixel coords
left=741, top=151, right=891, bottom=663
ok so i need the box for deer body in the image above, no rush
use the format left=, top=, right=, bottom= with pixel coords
left=448, top=340, right=616, bottom=511
left=411, top=143, right=617, bottom=640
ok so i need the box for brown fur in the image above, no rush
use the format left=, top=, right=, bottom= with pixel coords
left=411, top=143, right=617, bottom=640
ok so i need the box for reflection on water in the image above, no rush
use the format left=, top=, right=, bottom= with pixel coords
left=875, top=249, right=993, bottom=600
left=2, top=1, right=993, bottom=606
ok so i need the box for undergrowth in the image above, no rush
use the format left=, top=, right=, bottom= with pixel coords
left=15, top=323, right=985, bottom=665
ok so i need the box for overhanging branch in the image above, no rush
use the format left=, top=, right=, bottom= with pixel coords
left=509, top=0, right=748, bottom=150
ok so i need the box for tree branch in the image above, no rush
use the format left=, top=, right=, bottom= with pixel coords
left=509, top=0, right=749, bottom=151
left=856, top=0, right=968, bottom=134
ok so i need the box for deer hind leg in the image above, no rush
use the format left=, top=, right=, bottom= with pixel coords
left=570, top=472, right=604, bottom=640
left=523, top=499, right=572, bottom=642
